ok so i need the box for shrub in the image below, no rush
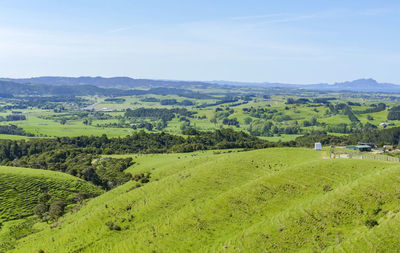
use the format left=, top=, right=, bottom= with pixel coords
left=133, top=172, right=151, bottom=184
left=49, top=199, right=66, bottom=220
left=105, top=221, right=121, bottom=231
left=38, top=192, right=51, bottom=204
left=322, top=184, right=333, bottom=192
left=34, top=203, right=48, bottom=219
left=365, top=219, right=379, bottom=228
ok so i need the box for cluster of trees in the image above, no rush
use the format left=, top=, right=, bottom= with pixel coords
left=124, top=108, right=196, bottom=130
left=387, top=106, right=400, bottom=120
left=160, top=99, right=194, bottom=106
left=174, top=128, right=284, bottom=152
left=0, top=96, right=89, bottom=111
left=248, top=119, right=301, bottom=136
left=0, top=125, right=34, bottom=136
left=34, top=192, right=66, bottom=221
left=295, top=132, right=345, bottom=147
left=222, top=118, right=239, bottom=127
left=350, top=126, right=400, bottom=146
left=346, top=101, right=361, bottom=106
left=327, top=103, right=340, bottom=114
left=8, top=149, right=134, bottom=190
left=178, top=92, right=215, bottom=100
left=302, top=117, right=318, bottom=127
left=313, top=98, right=336, bottom=104
left=210, top=108, right=234, bottom=125
left=245, top=107, right=293, bottom=123
left=286, top=98, right=310, bottom=104
left=179, top=116, right=192, bottom=131
left=342, top=105, right=360, bottom=123
left=5, top=114, right=26, bottom=121
left=0, top=129, right=279, bottom=162
left=197, top=96, right=239, bottom=108
left=248, top=120, right=274, bottom=136
left=96, top=120, right=166, bottom=131
left=246, top=108, right=278, bottom=119
left=41, top=111, right=112, bottom=125
left=229, top=101, right=249, bottom=107
left=325, top=123, right=356, bottom=134
left=0, top=129, right=297, bottom=190
left=160, top=99, right=179, bottom=105
left=327, top=103, right=360, bottom=123
left=355, top=103, right=386, bottom=114
left=104, top=98, right=126, bottom=103
left=141, top=97, right=160, bottom=102
left=248, top=115, right=378, bottom=136
left=325, top=122, right=378, bottom=134
left=131, top=122, right=154, bottom=131
left=296, top=126, right=400, bottom=147
left=125, top=108, right=195, bottom=123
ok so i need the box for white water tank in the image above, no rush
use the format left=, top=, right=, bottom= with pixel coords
left=315, top=142, right=322, bottom=151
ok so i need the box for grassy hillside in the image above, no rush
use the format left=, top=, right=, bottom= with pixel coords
left=9, top=148, right=400, bottom=252
left=0, top=166, right=103, bottom=222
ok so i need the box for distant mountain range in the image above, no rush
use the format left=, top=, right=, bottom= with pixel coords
left=1, top=76, right=400, bottom=94
left=211, top=78, right=400, bottom=93
left=0, top=76, right=213, bottom=89
left=0, top=78, right=208, bottom=98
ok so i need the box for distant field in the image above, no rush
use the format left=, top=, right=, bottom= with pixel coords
left=0, top=134, right=31, bottom=140
left=9, top=148, right=400, bottom=252
left=4, top=113, right=134, bottom=137
left=0, top=92, right=399, bottom=140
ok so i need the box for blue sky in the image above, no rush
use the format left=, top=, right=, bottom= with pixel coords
left=0, top=0, right=399, bottom=83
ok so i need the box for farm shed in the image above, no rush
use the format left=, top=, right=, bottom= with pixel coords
left=379, top=122, right=393, bottom=127
left=345, top=145, right=371, bottom=152
left=358, top=142, right=377, bottom=148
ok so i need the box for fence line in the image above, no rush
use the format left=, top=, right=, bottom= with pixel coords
left=331, top=151, right=400, bottom=162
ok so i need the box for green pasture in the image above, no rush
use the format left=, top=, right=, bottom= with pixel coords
left=8, top=148, right=400, bottom=252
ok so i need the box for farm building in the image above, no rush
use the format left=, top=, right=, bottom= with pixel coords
left=358, top=142, right=377, bottom=148
left=383, top=145, right=394, bottom=151
left=345, top=145, right=372, bottom=152
left=379, top=122, right=393, bottom=127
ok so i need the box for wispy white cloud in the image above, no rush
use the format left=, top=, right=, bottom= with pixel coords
left=229, top=10, right=335, bottom=23
left=230, top=13, right=289, bottom=21
left=105, top=26, right=132, bottom=34
left=258, top=13, right=321, bottom=24
left=359, top=7, right=395, bottom=16
left=229, top=12, right=322, bottom=24
left=228, top=7, right=399, bottom=25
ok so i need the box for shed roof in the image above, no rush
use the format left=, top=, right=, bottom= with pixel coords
left=356, top=145, right=371, bottom=148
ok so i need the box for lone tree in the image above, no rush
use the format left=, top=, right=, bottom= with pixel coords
left=49, top=199, right=66, bottom=220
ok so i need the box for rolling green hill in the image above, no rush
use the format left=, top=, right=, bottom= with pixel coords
left=0, top=166, right=104, bottom=251
left=7, top=148, right=400, bottom=252
left=0, top=166, right=104, bottom=223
